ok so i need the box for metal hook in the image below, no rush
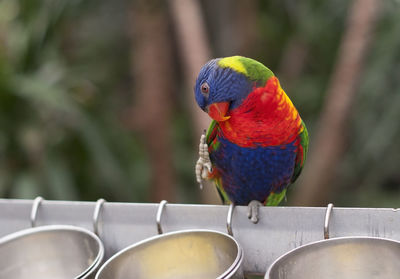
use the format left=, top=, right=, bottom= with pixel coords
left=93, top=199, right=106, bottom=236
left=156, top=200, right=168, bottom=234
left=324, top=203, right=334, bottom=239
left=30, top=196, right=43, bottom=227
left=227, top=203, right=235, bottom=236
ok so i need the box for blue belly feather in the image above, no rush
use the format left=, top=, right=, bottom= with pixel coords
left=211, top=135, right=297, bottom=205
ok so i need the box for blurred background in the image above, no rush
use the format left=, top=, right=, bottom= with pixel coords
left=0, top=0, right=399, bottom=207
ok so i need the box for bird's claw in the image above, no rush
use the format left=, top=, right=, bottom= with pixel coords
left=247, top=200, right=263, bottom=224
left=195, top=132, right=212, bottom=189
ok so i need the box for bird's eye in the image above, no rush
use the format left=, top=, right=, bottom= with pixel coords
left=200, top=82, right=209, bottom=95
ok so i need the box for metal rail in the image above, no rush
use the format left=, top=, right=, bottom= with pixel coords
left=1, top=198, right=400, bottom=275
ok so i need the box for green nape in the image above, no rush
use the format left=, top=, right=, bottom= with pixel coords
left=218, top=56, right=274, bottom=85
left=265, top=189, right=287, bottom=206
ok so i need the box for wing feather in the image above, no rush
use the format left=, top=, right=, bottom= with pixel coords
left=205, top=120, right=230, bottom=204
left=291, top=120, right=309, bottom=183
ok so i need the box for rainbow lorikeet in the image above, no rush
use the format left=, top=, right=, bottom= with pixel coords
left=194, top=56, right=308, bottom=223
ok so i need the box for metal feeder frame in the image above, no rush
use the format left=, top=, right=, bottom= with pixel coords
left=1, top=198, right=400, bottom=275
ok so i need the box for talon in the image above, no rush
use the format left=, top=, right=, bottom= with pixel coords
left=247, top=200, right=262, bottom=224
left=201, top=167, right=209, bottom=180
left=205, top=162, right=213, bottom=173
left=195, top=131, right=212, bottom=190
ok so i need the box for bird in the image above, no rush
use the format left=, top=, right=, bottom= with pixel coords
left=194, top=56, right=308, bottom=223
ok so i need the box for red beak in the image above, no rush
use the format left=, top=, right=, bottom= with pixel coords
left=207, top=102, right=230, bottom=121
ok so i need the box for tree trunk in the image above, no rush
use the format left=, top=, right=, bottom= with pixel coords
left=129, top=0, right=176, bottom=202
left=291, top=0, right=381, bottom=206
left=168, top=0, right=220, bottom=204
left=234, top=0, right=260, bottom=57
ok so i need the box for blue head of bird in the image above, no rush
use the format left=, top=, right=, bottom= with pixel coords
left=194, top=58, right=256, bottom=121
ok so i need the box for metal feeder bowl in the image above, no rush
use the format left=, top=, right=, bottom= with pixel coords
left=0, top=225, right=104, bottom=279
left=96, top=229, right=243, bottom=279
left=266, top=204, right=400, bottom=279
left=265, top=236, right=400, bottom=279
left=97, top=200, right=243, bottom=279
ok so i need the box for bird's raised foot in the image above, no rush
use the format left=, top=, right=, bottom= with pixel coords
left=195, top=132, right=212, bottom=189
left=247, top=200, right=263, bottom=224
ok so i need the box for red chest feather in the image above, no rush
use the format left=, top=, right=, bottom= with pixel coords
left=219, top=77, right=302, bottom=147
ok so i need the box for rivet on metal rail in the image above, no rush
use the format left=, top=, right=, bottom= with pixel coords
left=30, top=196, right=44, bottom=227
left=93, top=198, right=106, bottom=236
left=156, top=200, right=168, bottom=234
left=324, top=203, right=334, bottom=239
left=227, top=203, right=235, bottom=236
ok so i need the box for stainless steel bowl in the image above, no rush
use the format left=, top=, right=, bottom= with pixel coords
left=0, top=225, right=104, bottom=279
left=96, top=229, right=243, bottom=279
left=266, top=236, right=400, bottom=279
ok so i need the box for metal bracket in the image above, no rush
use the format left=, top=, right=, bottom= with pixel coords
left=93, top=199, right=106, bottom=236
left=156, top=200, right=168, bottom=234
left=324, top=203, right=334, bottom=239
left=30, top=196, right=43, bottom=227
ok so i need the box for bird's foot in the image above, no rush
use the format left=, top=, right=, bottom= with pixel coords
left=247, top=200, right=263, bottom=224
left=195, top=131, right=212, bottom=189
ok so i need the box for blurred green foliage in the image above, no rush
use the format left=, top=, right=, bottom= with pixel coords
left=0, top=0, right=400, bottom=206
left=0, top=0, right=149, bottom=201
left=341, top=2, right=400, bottom=207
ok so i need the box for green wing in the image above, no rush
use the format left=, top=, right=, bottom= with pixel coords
left=205, top=120, right=220, bottom=152
left=265, top=189, right=287, bottom=206
left=214, top=176, right=230, bottom=205
left=291, top=120, right=309, bottom=183
left=205, top=120, right=230, bottom=204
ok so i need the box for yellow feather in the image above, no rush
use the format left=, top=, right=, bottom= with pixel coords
left=218, top=56, right=247, bottom=75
